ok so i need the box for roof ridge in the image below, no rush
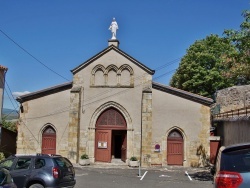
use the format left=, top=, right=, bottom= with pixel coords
left=71, top=45, right=155, bottom=75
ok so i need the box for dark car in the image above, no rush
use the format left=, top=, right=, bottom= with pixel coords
left=0, top=168, right=17, bottom=188
left=0, top=154, right=75, bottom=188
left=211, top=143, right=250, bottom=188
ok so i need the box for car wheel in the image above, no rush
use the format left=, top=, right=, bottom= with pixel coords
left=29, top=184, right=44, bottom=188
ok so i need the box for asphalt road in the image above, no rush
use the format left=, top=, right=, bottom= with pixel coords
left=74, top=165, right=214, bottom=188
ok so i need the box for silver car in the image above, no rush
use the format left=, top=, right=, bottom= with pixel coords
left=211, top=143, right=250, bottom=188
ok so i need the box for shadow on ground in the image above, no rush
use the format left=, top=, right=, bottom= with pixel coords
left=189, top=170, right=213, bottom=181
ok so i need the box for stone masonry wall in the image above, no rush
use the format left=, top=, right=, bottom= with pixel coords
left=141, top=89, right=153, bottom=167
left=215, top=85, right=250, bottom=113
left=68, top=87, right=81, bottom=163
left=189, top=105, right=211, bottom=167
left=16, top=102, right=36, bottom=154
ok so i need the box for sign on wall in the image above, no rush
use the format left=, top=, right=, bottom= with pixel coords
left=154, top=144, right=160, bottom=152
left=98, top=141, right=107, bottom=148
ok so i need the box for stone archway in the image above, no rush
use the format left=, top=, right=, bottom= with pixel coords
left=95, top=108, right=127, bottom=163
left=166, top=126, right=187, bottom=166
left=166, top=128, right=185, bottom=166
left=88, top=101, right=132, bottom=163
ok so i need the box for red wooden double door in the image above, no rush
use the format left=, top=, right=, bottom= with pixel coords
left=95, top=108, right=127, bottom=163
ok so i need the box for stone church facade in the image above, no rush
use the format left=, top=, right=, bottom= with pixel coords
left=16, top=39, right=213, bottom=167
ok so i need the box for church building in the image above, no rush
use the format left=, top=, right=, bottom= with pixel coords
left=16, top=19, right=213, bottom=167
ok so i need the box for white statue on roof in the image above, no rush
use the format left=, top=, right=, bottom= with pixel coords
left=109, top=18, right=118, bottom=40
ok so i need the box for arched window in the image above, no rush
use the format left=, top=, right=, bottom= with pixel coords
left=107, top=69, right=117, bottom=86
left=120, top=69, right=130, bottom=86
left=119, top=64, right=134, bottom=87
left=95, top=68, right=105, bottom=85
left=168, top=130, right=183, bottom=140
left=91, top=64, right=134, bottom=87
left=96, top=108, right=126, bottom=129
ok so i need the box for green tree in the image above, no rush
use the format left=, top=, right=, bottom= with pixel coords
left=170, top=34, right=236, bottom=98
left=1, top=118, right=17, bottom=132
left=223, top=10, right=250, bottom=84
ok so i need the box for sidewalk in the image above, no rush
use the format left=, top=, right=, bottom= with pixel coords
left=73, top=160, right=129, bottom=169
left=73, top=160, right=212, bottom=173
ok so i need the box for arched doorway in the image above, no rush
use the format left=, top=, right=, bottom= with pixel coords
left=42, top=126, right=56, bottom=154
left=95, top=108, right=127, bottom=163
left=167, top=130, right=183, bottom=165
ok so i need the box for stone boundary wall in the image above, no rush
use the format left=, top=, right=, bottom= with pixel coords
left=215, top=85, right=250, bottom=113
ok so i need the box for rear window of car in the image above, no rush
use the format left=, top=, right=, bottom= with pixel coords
left=35, top=158, right=46, bottom=169
left=53, top=157, right=72, bottom=168
left=221, top=148, right=250, bottom=173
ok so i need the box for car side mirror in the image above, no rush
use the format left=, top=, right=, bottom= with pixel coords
left=210, top=166, right=215, bottom=176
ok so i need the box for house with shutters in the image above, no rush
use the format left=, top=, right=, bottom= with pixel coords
left=16, top=22, right=213, bottom=167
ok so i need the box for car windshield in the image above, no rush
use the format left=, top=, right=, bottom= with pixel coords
left=221, top=148, right=250, bottom=173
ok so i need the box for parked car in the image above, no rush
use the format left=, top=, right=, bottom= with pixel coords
left=211, top=143, right=250, bottom=188
left=0, top=154, right=75, bottom=188
left=0, top=168, right=17, bottom=188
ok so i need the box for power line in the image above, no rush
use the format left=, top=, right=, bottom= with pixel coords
left=154, top=58, right=181, bottom=71
left=82, top=69, right=177, bottom=109
left=18, top=57, right=180, bottom=119
left=153, top=69, right=176, bottom=80
left=68, top=58, right=181, bottom=105
left=0, top=28, right=181, bottom=119
left=0, top=29, right=70, bottom=81
left=4, top=81, right=19, bottom=110
left=0, top=76, right=19, bottom=119
left=0, top=29, right=181, bottom=145
left=20, top=56, right=180, bottom=120
left=18, top=119, right=40, bottom=144
left=0, top=29, right=180, bottom=110
left=23, top=68, right=177, bottom=120
left=3, top=88, right=16, bottom=111
left=23, top=57, right=179, bottom=120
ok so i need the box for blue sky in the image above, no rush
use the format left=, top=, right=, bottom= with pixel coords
left=1, top=0, right=249, bottom=110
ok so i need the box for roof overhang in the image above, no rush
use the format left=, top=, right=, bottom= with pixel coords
left=152, top=82, right=214, bottom=106
left=16, top=82, right=72, bottom=103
